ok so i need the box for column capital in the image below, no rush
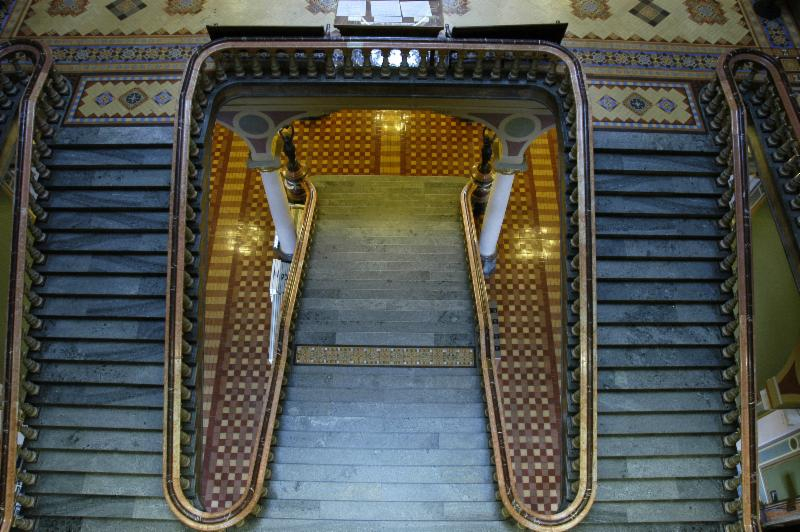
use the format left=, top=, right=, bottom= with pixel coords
left=493, top=157, right=527, bottom=176
left=248, top=157, right=282, bottom=173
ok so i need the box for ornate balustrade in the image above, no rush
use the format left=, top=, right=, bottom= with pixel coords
left=164, top=37, right=596, bottom=530
left=724, top=51, right=800, bottom=287
left=699, top=48, right=775, bottom=532
left=0, top=40, right=70, bottom=532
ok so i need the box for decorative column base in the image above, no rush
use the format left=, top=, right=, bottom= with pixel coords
left=273, top=243, right=293, bottom=263
left=470, top=164, right=494, bottom=215
left=281, top=165, right=309, bottom=204
left=481, top=252, right=497, bottom=276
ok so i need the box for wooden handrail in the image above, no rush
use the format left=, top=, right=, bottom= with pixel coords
left=163, top=37, right=596, bottom=530
left=716, top=48, right=772, bottom=532
left=0, top=39, right=53, bottom=532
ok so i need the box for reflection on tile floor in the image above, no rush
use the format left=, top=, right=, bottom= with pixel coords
left=199, top=124, right=276, bottom=510
left=486, top=129, right=563, bottom=513
left=200, top=111, right=563, bottom=514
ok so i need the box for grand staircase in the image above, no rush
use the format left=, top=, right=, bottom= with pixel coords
left=583, top=129, right=737, bottom=528
left=23, top=126, right=176, bottom=529
left=16, top=124, right=740, bottom=530
left=245, top=173, right=512, bottom=529
left=294, top=174, right=475, bottom=349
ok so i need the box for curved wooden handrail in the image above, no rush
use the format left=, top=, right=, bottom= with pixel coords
left=164, top=37, right=596, bottom=530
left=716, top=48, right=785, bottom=532
left=0, top=39, right=54, bottom=532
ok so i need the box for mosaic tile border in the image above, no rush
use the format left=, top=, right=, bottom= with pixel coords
left=64, top=73, right=181, bottom=124
left=588, top=78, right=704, bottom=131
left=295, top=345, right=475, bottom=367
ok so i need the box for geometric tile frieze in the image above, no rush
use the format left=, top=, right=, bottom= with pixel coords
left=64, top=73, right=181, bottom=124
left=295, top=345, right=475, bottom=367
left=588, top=78, right=704, bottom=131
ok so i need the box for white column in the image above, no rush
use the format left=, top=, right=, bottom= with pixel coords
left=479, top=170, right=515, bottom=274
left=259, top=168, right=297, bottom=257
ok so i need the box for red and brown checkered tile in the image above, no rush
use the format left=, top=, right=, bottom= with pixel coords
left=486, top=129, right=564, bottom=513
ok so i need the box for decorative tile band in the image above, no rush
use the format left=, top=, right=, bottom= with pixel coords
left=295, top=345, right=475, bottom=367
left=64, top=73, right=181, bottom=124
left=572, top=47, right=719, bottom=72
left=588, top=78, right=704, bottom=131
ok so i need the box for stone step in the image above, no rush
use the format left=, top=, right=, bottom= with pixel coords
left=598, top=390, right=725, bottom=413
left=270, top=463, right=495, bottom=484
left=294, top=331, right=474, bottom=347
left=48, top=147, right=172, bottom=168
left=35, top=318, right=163, bottom=341
left=283, top=385, right=481, bottom=404
left=598, top=346, right=728, bottom=368
left=35, top=362, right=164, bottom=386
left=597, top=281, right=726, bottom=303
left=245, top=519, right=515, bottom=531
left=595, top=478, right=732, bottom=502
left=598, top=369, right=727, bottom=391
left=596, top=238, right=724, bottom=260
left=27, top=495, right=173, bottom=520
left=38, top=296, right=164, bottom=319
left=299, top=288, right=471, bottom=301
left=36, top=340, right=163, bottom=364
left=598, top=303, right=726, bottom=324
left=594, top=174, right=722, bottom=196
left=597, top=434, right=734, bottom=457
left=275, top=430, right=489, bottom=449
left=37, top=275, right=165, bottom=296
left=298, top=297, right=473, bottom=312
left=301, top=259, right=468, bottom=272
left=596, top=216, right=723, bottom=238
left=596, top=195, right=724, bottom=218
left=593, top=130, right=719, bottom=154
left=42, top=211, right=169, bottom=231
left=38, top=253, right=167, bottom=275
left=597, top=260, right=726, bottom=281
left=598, top=456, right=732, bottom=483
left=277, top=415, right=487, bottom=434
left=288, top=370, right=481, bottom=390
left=34, top=383, right=162, bottom=408
left=41, top=232, right=168, bottom=253
left=45, top=168, right=171, bottom=189
left=594, top=152, right=719, bottom=176
left=581, top=500, right=731, bottom=524
left=265, top=480, right=497, bottom=502
left=28, top=473, right=162, bottom=497
left=28, top=450, right=161, bottom=475
left=29, top=427, right=162, bottom=454
left=296, top=320, right=474, bottom=335
left=52, top=126, right=173, bottom=147
left=273, top=446, right=492, bottom=467
left=255, top=500, right=503, bottom=521
left=596, top=325, right=726, bottom=346
left=33, top=405, right=162, bottom=430
left=297, top=307, right=473, bottom=323
left=597, top=413, right=731, bottom=435
left=304, top=269, right=465, bottom=282
left=43, top=190, right=169, bottom=210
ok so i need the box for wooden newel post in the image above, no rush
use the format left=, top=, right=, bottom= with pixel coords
left=279, top=125, right=308, bottom=203
left=471, top=127, right=497, bottom=214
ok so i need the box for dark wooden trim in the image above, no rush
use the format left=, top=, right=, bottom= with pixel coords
left=0, top=39, right=53, bottom=532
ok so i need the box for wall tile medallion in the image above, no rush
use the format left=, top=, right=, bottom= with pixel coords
left=588, top=78, right=704, bottom=131
left=64, top=73, right=181, bottom=124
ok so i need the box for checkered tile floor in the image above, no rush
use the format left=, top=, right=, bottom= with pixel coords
left=200, top=114, right=564, bottom=514
left=486, top=129, right=563, bottom=513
